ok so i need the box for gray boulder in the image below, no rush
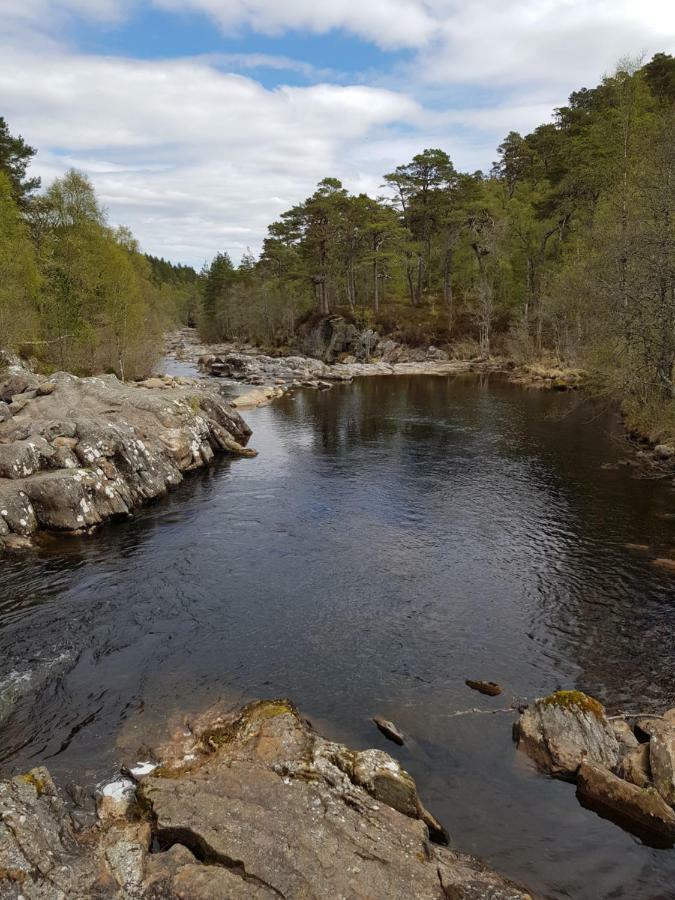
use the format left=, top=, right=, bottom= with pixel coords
left=617, top=743, right=651, bottom=789
left=515, top=691, right=619, bottom=777
left=138, top=699, right=531, bottom=900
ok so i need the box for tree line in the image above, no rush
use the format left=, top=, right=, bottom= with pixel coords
left=0, top=118, right=198, bottom=378
left=200, top=53, right=674, bottom=430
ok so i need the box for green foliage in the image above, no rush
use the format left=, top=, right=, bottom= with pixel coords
left=0, top=117, right=40, bottom=206
left=0, top=171, right=39, bottom=348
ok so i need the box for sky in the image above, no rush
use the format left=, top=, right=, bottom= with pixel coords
left=2, top=1, right=674, bottom=267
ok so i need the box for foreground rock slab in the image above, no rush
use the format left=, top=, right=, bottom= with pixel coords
left=0, top=366, right=254, bottom=552
left=0, top=700, right=532, bottom=899
left=140, top=699, right=531, bottom=899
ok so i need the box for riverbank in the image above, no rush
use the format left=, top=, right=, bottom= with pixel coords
left=514, top=690, right=675, bottom=847
left=0, top=362, right=255, bottom=554
left=167, top=326, right=584, bottom=411
left=0, top=698, right=531, bottom=899
left=168, top=329, right=675, bottom=475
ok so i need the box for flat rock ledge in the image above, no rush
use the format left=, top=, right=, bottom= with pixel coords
left=514, top=690, right=675, bottom=845
left=0, top=366, right=254, bottom=553
left=0, top=699, right=532, bottom=899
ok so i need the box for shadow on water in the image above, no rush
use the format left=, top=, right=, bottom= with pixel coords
left=2, top=374, right=675, bottom=898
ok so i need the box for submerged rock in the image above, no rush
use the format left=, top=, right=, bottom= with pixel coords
left=0, top=367, right=254, bottom=552
left=515, top=690, right=619, bottom=777
left=0, top=699, right=531, bottom=898
left=373, top=715, right=405, bottom=745
left=465, top=679, right=502, bottom=697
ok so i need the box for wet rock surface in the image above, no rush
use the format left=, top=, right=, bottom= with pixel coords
left=0, top=364, right=254, bottom=553
left=515, top=691, right=675, bottom=844
left=0, top=700, right=531, bottom=899
left=373, top=715, right=405, bottom=745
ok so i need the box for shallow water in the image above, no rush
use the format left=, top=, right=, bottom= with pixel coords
left=2, top=373, right=675, bottom=898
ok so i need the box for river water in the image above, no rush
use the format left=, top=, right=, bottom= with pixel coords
left=2, top=372, right=675, bottom=898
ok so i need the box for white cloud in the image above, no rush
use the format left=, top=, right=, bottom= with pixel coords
left=420, top=0, right=675, bottom=88
left=0, top=47, right=419, bottom=264
left=2, top=0, right=129, bottom=26
left=153, top=0, right=438, bottom=48
left=153, top=0, right=675, bottom=86
left=1, top=0, right=674, bottom=264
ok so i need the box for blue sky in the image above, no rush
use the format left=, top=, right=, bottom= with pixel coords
left=75, top=7, right=409, bottom=86
left=2, top=0, right=673, bottom=266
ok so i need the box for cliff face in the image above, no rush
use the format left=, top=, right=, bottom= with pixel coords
left=0, top=699, right=532, bottom=899
left=0, top=366, right=254, bottom=553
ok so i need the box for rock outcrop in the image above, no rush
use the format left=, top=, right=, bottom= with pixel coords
left=0, top=699, right=532, bottom=899
left=514, top=691, right=619, bottom=777
left=198, top=347, right=352, bottom=389
left=515, top=690, right=675, bottom=843
left=0, top=365, right=254, bottom=552
left=300, top=314, right=382, bottom=363
left=298, top=315, right=451, bottom=366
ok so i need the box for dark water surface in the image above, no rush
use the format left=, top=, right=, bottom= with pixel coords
left=3, top=374, right=675, bottom=898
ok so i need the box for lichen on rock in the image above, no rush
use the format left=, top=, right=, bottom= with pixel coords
left=0, top=366, right=255, bottom=553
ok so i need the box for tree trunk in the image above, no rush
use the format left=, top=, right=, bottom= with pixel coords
left=373, top=258, right=379, bottom=313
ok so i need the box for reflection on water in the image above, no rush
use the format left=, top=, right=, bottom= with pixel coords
left=2, top=374, right=675, bottom=899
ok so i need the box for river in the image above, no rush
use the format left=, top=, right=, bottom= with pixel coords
left=2, top=372, right=675, bottom=898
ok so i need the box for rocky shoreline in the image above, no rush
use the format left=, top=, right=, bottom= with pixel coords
left=166, top=325, right=583, bottom=413
left=5, top=690, right=675, bottom=898
left=0, top=699, right=531, bottom=899
left=514, top=690, right=675, bottom=845
left=0, top=361, right=255, bottom=554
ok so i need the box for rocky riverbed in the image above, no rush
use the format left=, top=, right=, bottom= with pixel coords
left=0, top=361, right=254, bottom=554
left=0, top=699, right=531, bottom=899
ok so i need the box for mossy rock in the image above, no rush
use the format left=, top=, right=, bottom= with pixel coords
left=540, top=690, right=605, bottom=721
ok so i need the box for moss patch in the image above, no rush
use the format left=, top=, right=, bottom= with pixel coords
left=200, top=699, right=297, bottom=752
left=18, top=771, right=48, bottom=796
left=540, top=690, right=605, bottom=721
